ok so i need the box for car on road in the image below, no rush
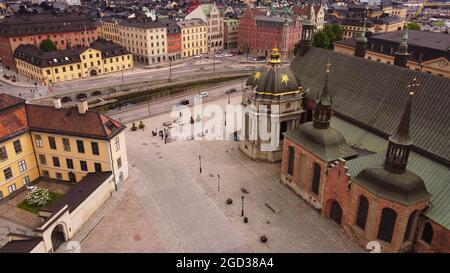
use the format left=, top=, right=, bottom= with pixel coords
left=225, top=88, right=237, bottom=94
left=194, top=55, right=202, bottom=58
left=214, top=54, right=223, bottom=58
left=196, top=91, right=209, bottom=98
left=176, top=99, right=189, bottom=106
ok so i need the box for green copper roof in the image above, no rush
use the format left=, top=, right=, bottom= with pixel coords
left=331, top=117, right=450, bottom=230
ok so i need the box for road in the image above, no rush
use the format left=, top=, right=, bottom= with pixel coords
left=0, top=51, right=262, bottom=100
left=108, top=79, right=245, bottom=123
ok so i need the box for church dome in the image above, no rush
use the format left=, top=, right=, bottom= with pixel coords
left=246, top=48, right=301, bottom=101
left=285, top=122, right=358, bottom=162
left=355, top=167, right=429, bottom=206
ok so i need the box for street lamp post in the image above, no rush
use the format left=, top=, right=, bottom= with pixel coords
left=121, top=70, right=125, bottom=86
left=199, top=155, right=202, bottom=173
left=217, top=174, right=220, bottom=192
left=170, top=58, right=172, bottom=81
left=241, top=195, right=245, bottom=217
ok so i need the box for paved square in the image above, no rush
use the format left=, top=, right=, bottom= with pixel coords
left=78, top=96, right=364, bottom=253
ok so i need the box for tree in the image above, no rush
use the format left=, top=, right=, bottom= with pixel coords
left=407, top=22, right=421, bottom=30
left=26, top=187, right=51, bottom=207
left=39, top=39, right=57, bottom=51
left=293, top=41, right=302, bottom=56
left=313, top=31, right=331, bottom=49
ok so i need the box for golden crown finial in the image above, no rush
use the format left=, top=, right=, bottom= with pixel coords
left=406, top=77, right=420, bottom=96
left=269, top=48, right=281, bottom=64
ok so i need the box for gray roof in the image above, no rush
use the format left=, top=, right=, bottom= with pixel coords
left=284, top=122, right=358, bottom=162
left=290, top=47, right=450, bottom=164
left=332, top=117, right=450, bottom=229
left=370, top=30, right=450, bottom=52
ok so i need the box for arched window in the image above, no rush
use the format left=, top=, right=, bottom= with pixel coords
left=311, top=163, right=321, bottom=195
left=355, top=195, right=369, bottom=230
left=377, top=208, right=397, bottom=243
left=421, top=222, right=433, bottom=244
left=403, top=210, right=418, bottom=241
left=287, top=146, right=295, bottom=176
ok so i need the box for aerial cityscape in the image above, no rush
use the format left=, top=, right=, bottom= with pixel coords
left=0, top=0, right=448, bottom=259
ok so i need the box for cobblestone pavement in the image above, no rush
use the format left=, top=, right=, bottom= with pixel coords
left=78, top=95, right=364, bottom=253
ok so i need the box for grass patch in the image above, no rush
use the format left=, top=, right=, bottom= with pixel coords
left=17, top=192, right=62, bottom=214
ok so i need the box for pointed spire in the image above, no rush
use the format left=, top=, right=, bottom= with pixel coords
left=384, top=77, right=419, bottom=173
left=317, top=59, right=332, bottom=106
left=313, top=59, right=333, bottom=129
left=389, top=77, right=418, bottom=146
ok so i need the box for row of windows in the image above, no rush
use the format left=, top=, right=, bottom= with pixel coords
left=0, top=140, right=23, bottom=162
left=35, top=135, right=105, bottom=155
left=2, top=159, right=27, bottom=181
left=0, top=176, right=30, bottom=199
left=38, top=154, right=103, bottom=172
left=182, top=27, right=206, bottom=34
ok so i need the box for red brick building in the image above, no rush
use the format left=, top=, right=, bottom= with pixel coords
left=278, top=45, right=450, bottom=253
left=237, top=7, right=302, bottom=59
left=162, top=20, right=182, bottom=61
left=0, top=14, right=97, bottom=70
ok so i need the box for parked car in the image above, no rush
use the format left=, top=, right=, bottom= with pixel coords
left=194, top=55, right=202, bottom=58
left=257, top=56, right=266, bottom=61
left=226, top=88, right=237, bottom=94
left=176, top=99, right=189, bottom=106
left=196, top=91, right=209, bottom=98
left=214, top=54, right=223, bottom=58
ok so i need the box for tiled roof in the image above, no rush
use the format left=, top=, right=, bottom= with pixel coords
left=0, top=14, right=96, bottom=37
left=177, top=19, right=206, bottom=28
left=43, top=172, right=113, bottom=213
left=120, top=19, right=166, bottom=29
left=14, top=44, right=85, bottom=68
left=26, top=104, right=125, bottom=140
left=0, top=93, right=24, bottom=111
left=0, top=236, right=43, bottom=253
left=14, top=39, right=129, bottom=68
left=370, top=30, right=450, bottom=52
left=290, top=47, right=450, bottom=164
left=0, top=94, right=27, bottom=143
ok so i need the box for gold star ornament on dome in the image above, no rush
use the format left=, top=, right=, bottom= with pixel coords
left=281, top=74, right=289, bottom=85
left=254, top=71, right=261, bottom=80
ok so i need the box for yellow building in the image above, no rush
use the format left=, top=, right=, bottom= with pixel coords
left=14, top=39, right=133, bottom=85
left=177, top=19, right=208, bottom=58
left=99, top=18, right=122, bottom=44
left=0, top=94, right=129, bottom=200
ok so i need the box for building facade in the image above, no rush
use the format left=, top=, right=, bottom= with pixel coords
left=163, top=19, right=182, bottom=61
left=239, top=48, right=304, bottom=162
left=0, top=14, right=98, bottom=70
left=99, top=17, right=122, bottom=44
left=334, top=30, right=450, bottom=77
left=0, top=94, right=129, bottom=200
left=280, top=45, right=450, bottom=253
left=185, top=3, right=224, bottom=53
left=238, top=7, right=302, bottom=59
left=118, top=19, right=168, bottom=65
left=177, top=19, right=208, bottom=58
left=293, top=3, right=325, bottom=31
left=224, top=19, right=239, bottom=49
left=14, top=39, right=133, bottom=85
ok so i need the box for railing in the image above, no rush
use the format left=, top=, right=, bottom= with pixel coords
left=43, top=70, right=253, bottom=108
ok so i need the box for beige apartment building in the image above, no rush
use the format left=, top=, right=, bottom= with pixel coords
left=119, top=19, right=168, bottom=65
left=177, top=19, right=208, bottom=58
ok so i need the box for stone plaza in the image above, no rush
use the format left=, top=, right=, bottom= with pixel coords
left=71, top=95, right=364, bottom=253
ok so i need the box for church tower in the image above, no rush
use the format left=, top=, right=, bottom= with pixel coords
left=394, top=28, right=410, bottom=68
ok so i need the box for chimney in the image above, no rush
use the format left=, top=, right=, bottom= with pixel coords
left=53, top=98, right=62, bottom=109
left=77, top=100, right=89, bottom=114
